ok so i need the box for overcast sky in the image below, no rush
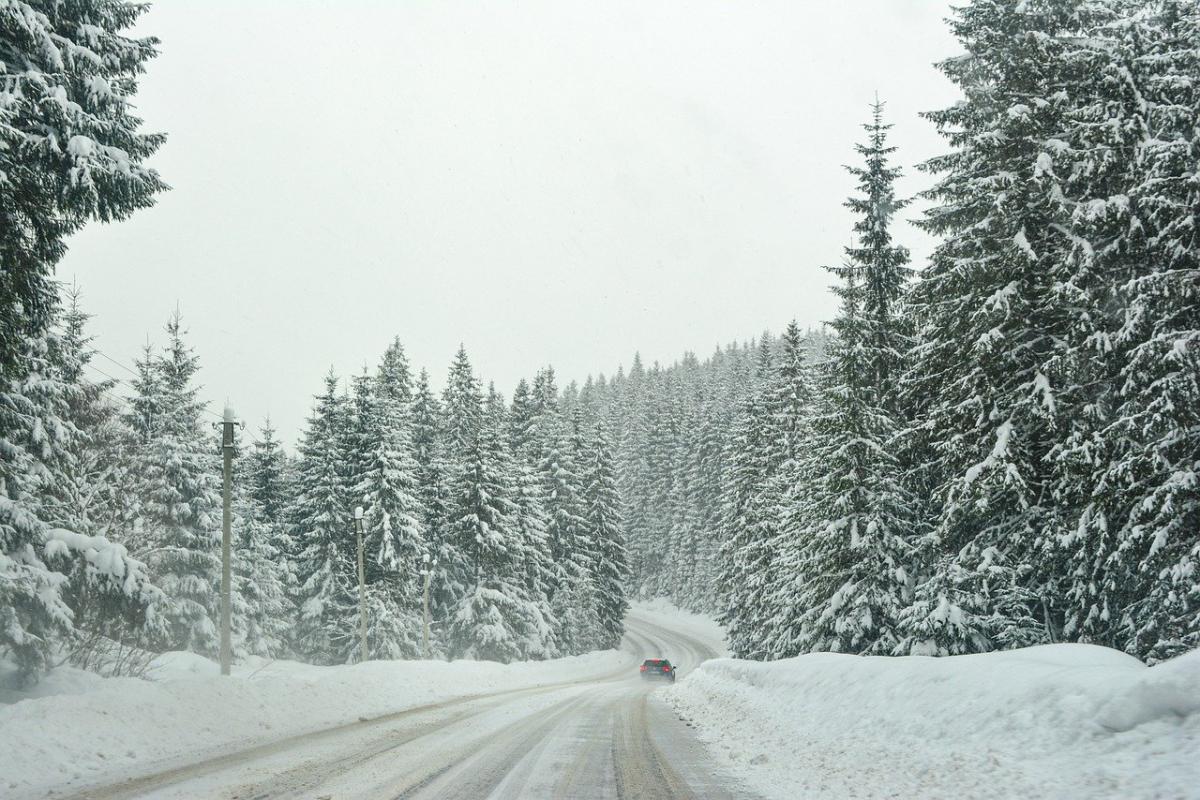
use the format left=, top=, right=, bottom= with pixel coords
left=61, top=0, right=961, bottom=446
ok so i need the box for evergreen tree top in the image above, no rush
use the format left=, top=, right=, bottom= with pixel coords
left=377, top=337, right=413, bottom=405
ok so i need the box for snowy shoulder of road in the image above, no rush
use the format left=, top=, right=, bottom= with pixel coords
left=0, top=644, right=635, bottom=798
left=664, top=643, right=1200, bottom=799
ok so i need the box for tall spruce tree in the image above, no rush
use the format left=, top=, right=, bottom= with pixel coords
left=341, top=369, right=423, bottom=658
left=130, top=315, right=222, bottom=655
left=772, top=104, right=917, bottom=657
left=1, top=289, right=161, bottom=682
left=718, top=337, right=781, bottom=659
left=582, top=423, right=630, bottom=649
left=1115, top=0, right=1200, bottom=661
left=1054, top=0, right=1200, bottom=661
left=411, top=368, right=452, bottom=648
left=446, top=385, right=534, bottom=661
left=291, top=372, right=357, bottom=664
left=507, top=378, right=559, bottom=658
left=0, top=0, right=166, bottom=384
left=438, top=348, right=485, bottom=627
left=897, top=0, right=1100, bottom=654
left=229, top=426, right=291, bottom=659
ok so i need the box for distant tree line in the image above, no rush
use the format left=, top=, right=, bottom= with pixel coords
left=606, top=0, right=1199, bottom=665
left=3, top=0, right=1197, bottom=685
left=6, top=289, right=633, bottom=680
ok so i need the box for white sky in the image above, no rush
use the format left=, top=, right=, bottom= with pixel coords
left=61, top=0, right=961, bottom=446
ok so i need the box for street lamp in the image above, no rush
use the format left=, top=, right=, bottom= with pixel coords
left=353, top=506, right=367, bottom=663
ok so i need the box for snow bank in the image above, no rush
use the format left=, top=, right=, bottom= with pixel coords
left=0, top=647, right=633, bottom=798
left=665, top=644, right=1200, bottom=799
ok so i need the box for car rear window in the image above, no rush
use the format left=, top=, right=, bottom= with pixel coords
left=643, top=659, right=666, bottom=666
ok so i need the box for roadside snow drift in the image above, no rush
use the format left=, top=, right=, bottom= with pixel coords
left=665, top=644, right=1200, bottom=799
left=0, top=648, right=633, bottom=799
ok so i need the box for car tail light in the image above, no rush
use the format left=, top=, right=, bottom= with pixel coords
left=640, top=665, right=646, bottom=671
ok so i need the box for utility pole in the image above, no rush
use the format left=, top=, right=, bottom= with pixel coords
left=354, top=506, right=368, bottom=662
left=218, top=407, right=237, bottom=676
left=421, top=553, right=434, bottom=659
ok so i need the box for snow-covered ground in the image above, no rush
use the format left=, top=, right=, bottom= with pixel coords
left=0, top=600, right=729, bottom=799
left=0, top=646, right=634, bottom=798
left=665, top=644, right=1200, bottom=799
left=630, top=597, right=729, bottom=658
left=8, top=601, right=1195, bottom=799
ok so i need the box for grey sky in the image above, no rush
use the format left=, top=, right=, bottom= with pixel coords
left=61, top=0, right=961, bottom=446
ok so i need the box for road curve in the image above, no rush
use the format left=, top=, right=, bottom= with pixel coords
left=60, top=613, right=748, bottom=800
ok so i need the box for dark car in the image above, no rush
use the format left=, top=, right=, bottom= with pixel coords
left=640, top=658, right=676, bottom=682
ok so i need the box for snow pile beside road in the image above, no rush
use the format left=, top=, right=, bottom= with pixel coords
left=0, top=647, right=633, bottom=799
left=665, top=644, right=1200, bottom=799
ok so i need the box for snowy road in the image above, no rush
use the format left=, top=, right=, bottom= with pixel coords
left=60, top=611, right=749, bottom=800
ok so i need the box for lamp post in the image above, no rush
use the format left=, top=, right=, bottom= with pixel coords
left=353, top=506, right=367, bottom=663
left=421, top=553, right=435, bottom=659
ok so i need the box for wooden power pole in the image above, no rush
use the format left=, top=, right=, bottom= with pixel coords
left=354, top=506, right=368, bottom=662
left=219, top=407, right=237, bottom=676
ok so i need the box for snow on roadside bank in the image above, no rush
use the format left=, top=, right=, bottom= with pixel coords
left=0, top=647, right=634, bottom=799
left=664, top=644, right=1200, bottom=799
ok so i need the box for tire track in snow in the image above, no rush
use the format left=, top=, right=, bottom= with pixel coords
left=56, top=610, right=742, bottom=800
left=57, top=665, right=633, bottom=800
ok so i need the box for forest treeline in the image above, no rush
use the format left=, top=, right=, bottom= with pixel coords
left=607, top=0, right=1199, bottom=664
left=5, top=295, right=632, bottom=677
left=2, top=0, right=1198, bottom=684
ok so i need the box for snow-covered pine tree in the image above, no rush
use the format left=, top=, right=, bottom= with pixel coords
left=343, top=357, right=425, bottom=659
left=688, top=399, right=729, bottom=614
left=446, top=385, right=535, bottom=662
left=769, top=323, right=816, bottom=469
left=133, top=314, right=222, bottom=656
left=540, top=422, right=592, bottom=608
left=41, top=290, right=166, bottom=666
left=506, top=378, right=559, bottom=659
left=442, top=346, right=484, bottom=461
left=897, top=0, right=1098, bottom=655
left=411, top=368, right=452, bottom=649
left=582, top=423, right=630, bottom=649
left=1116, top=0, right=1200, bottom=661
left=1042, top=0, right=1159, bottom=652
left=526, top=369, right=597, bottom=652
left=437, top=348, right=486, bottom=630
left=119, top=343, right=162, bottom=557
left=772, top=104, right=917, bottom=658
left=241, top=419, right=299, bottom=646
left=756, top=321, right=821, bottom=657
left=290, top=372, right=357, bottom=664
left=228, top=425, right=291, bottom=659
left=40, top=287, right=137, bottom=546
left=246, top=419, right=291, bottom=528
left=0, top=0, right=166, bottom=384
left=377, top=337, right=414, bottom=407
left=1, top=292, right=161, bottom=683
left=1055, top=0, right=1200, bottom=661
left=616, top=355, right=655, bottom=593
left=0, top=12, right=166, bottom=670
left=718, top=336, right=781, bottom=659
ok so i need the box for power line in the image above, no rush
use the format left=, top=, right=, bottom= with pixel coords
left=83, top=352, right=234, bottom=424
left=93, top=348, right=140, bottom=379
left=80, top=361, right=262, bottom=447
